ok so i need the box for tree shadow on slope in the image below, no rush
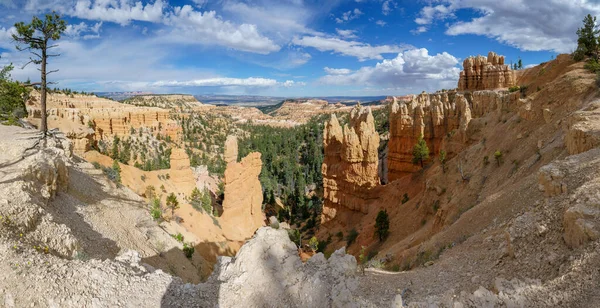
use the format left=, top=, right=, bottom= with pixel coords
left=158, top=239, right=307, bottom=308
left=141, top=240, right=236, bottom=285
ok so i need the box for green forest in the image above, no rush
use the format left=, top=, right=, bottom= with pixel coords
left=237, top=115, right=329, bottom=226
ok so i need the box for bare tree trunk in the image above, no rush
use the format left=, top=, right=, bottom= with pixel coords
left=40, top=47, right=47, bottom=136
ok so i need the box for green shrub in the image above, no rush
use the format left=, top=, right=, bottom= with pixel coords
left=346, top=228, right=359, bottom=247
left=401, top=193, right=409, bottom=204
left=287, top=229, right=301, bottom=247
left=494, top=150, right=503, bottom=166
left=182, top=242, right=194, bottom=258
left=173, top=233, right=184, bottom=243
left=308, top=236, right=319, bottom=251
left=336, top=231, right=344, bottom=240
left=432, top=200, right=440, bottom=212
left=150, top=198, right=162, bottom=221
left=508, top=85, right=520, bottom=93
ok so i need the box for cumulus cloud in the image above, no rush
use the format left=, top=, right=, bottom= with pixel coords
left=70, top=0, right=166, bottom=25
left=335, top=8, right=363, bottom=23
left=0, top=26, right=16, bottom=49
left=382, top=0, right=396, bottom=16
left=292, top=36, right=412, bottom=61
left=165, top=5, right=280, bottom=54
left=17, top=0, right=280, bottom=55
left=64, top=21, right=103, bottom=40
left=415, top=0, right=600, bottom=53
left=324, top=67, right=352, bottom=75
left=319, top=48, right=460, bottom=92
left=375, top=20, right=386, bottom=27
left=336, top=29, right=358, bottom=39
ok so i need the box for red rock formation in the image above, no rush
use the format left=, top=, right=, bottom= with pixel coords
left=387, top=92, right=472, bottom=181
left=458, top=52, right=516, bottom=91
left=219, top=136, right=265, bottom=241
left=322, top=105, right=380, bottom=224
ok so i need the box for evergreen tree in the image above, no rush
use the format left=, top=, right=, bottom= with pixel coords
left=374, top=209, right=390, bottom=241
left=12, top=13, right=66, bottom=136
left=166, top=193, right=179, bottom=216
left=439, top=149, right=447, bottom=173
left=412, top=135, right=430, bottom=168
left=576, top=14, right=600, bottom=60
left=517, top=58, right=523, bottom=70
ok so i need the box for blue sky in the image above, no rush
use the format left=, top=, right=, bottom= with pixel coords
left=0, top=0, right=596, bottom=96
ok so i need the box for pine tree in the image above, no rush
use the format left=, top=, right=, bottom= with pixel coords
left=12, top=13, right=66, bottom=136
left=166, top=193, right=179, bottom=216
left=412, top=135, right=430, bottom=168
left=517, top=58, right=523, bottom=70
left=374, top=209, right=390, bottom=241
left=439, top=149, right=447, bottom=173
left=576, top=14, right=600, bottom=60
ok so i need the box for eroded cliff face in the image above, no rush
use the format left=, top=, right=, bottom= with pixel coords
left=458, top=52, right=516, bottom=91
left=322, top=105, right=380, bottom=224
left=26, top=91, right=180, bottom=155
left=387, top=92, right=472, bottom=181
left=219, top=136, right=265, bottom=241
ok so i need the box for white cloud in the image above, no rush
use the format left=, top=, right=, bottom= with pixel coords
left=375, top=20, right=386, bottom=27
left=64, top=21, right=102, bottom=40
left=151, top=77, right=278, bottom=87
left=292, top=36, right=412, bottom=61
left=415, top=0, right=600, bottom=53
left=165, top=5, right=280, bottom=54
left=335, top=8, right=363, bottom=23
left=0, top=26, right=16, bottom=49
left=382, top=0, right=396, bottom=16
left=336, top=29, right=358, bottom=39
left=319, top=48, right=460, bottom=93
left=222, top=0, right=318, bottom=40
left=415, top=4, right=454, bottom=26
left=191, top=0, right=207, bottom=8
left=282, top=80, right=306, bottom=87
left=324, top=67, right=352, bottom=75
left=70, top=0, right=166, bottom=25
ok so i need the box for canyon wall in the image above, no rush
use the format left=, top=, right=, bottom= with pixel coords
left=387, top=92, right=471, bottom=181
left=321, top=105, right=380, bottom=223
left=26, top=91, right=180, bottom=155
left=219, top=136, right=265, bottom=241
left=458, top=52, right=516, bottom=91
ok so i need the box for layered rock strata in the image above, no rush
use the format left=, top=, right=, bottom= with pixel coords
left=458, top=52, right=516, bottom=91
left=322, top=105, right=380, bottom=223
left=219, top=136, right=265, bottom=241
left=387, top=89, right=522, bottom=181
left=26, top=91, right=180, bottom=155
left=387, top=92, right=471, bottom=181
